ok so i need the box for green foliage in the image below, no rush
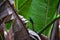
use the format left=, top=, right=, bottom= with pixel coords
left=0, top=34, right=2, bottom=40
left=15, top=0, right=59, bottom=36
left=6, top=20, right=13, bottom=30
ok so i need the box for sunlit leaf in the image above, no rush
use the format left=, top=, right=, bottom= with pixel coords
left=15, top=0, right=59, bottom=36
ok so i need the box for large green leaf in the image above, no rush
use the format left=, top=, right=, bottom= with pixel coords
left=15, top=0, right=32, bottom=18
left=15, top=0, right=59, bottom=36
